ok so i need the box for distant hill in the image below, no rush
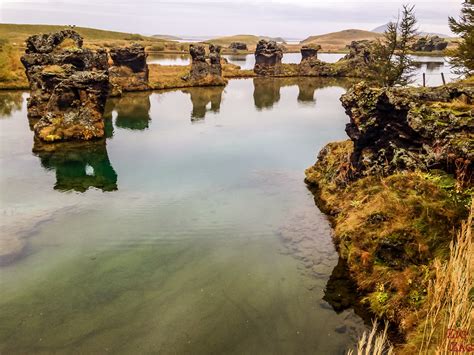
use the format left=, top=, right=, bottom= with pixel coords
left=152, top=34, right=182, bottom=41
left=300, top=29, right=383, bottom=51
left=0, top=23, right=162, bottom=44
left=371, top=23, right=450, bottom=38
left=206, top=34, right=286, bottom=47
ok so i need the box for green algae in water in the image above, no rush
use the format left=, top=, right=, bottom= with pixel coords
left=0, top=79, right=367, bottom=354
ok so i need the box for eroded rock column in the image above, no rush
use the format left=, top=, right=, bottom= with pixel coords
left=21, top=30, right=110, bottom=142
left=254, top=40, right=283, bottom=76
left=184, top=44, right=226, bottom=86
left=109, top=44, right=149, bottom=93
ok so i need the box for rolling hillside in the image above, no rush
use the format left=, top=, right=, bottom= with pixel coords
left=0, top=23, right=162, bottom=44
left=206, top=34, right=286, bottom=47
left=300, top=29, right=383, bottom=51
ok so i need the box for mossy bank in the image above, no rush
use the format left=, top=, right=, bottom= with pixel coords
left=305, top=80, right=473, bottom=350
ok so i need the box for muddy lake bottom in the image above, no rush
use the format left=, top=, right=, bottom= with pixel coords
left=0, top=78, right=367, bottom=354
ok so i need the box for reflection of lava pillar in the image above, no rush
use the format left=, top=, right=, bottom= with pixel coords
left=33, top=140, right=118, bottom=192
left=182, top=86, right=224, bottom=121
left=297, top=81, right=317, bottom=103
left=109, top=92, right=152, bottom=131
left=253, top=78, right=281, bottom=110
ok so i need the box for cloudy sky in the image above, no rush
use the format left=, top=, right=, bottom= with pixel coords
left=0, top=0, right=461, bottom=38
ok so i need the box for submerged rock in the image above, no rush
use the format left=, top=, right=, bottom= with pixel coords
left=109, top=44, right=149, bottom=92
left=21, top=30, right=110, bottom=142
left=411, top=36, right=448, bottom=52
left=254, top=40, right=283, bottom=76
left=340, top=82, right=474, bottom=184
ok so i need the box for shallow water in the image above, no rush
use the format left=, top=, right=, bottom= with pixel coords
left=0, top=78, right=367, bottom=354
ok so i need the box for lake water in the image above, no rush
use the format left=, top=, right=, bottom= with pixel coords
left=0, top=78, right=368, bottom=354
left=148, top=53, right=456, bottom=86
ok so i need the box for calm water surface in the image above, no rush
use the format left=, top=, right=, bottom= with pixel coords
left=148, top=53, right=456, bottom=86
left=0, top=78, right=367, bottom=354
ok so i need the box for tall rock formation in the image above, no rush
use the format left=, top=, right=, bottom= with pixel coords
left=183, top=44, right=226, bottom=86
left=109, top=43, right=149, bottom=93
left=21, top=30, right=110, bottom=142
left=254, top=40, right=283, bottom=76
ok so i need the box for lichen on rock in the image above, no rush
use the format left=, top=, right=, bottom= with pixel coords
left=341, top=82, right=474, bottom=185
left=109, top=43, right=149, bottom=92
left=21, top=30, right=110, bottom=142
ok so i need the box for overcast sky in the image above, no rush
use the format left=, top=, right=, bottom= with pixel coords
left=0, top=0, right=461, bottom=38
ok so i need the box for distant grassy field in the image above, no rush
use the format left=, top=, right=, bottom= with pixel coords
left=301, top=29, right=383, bottom=51
left=0, top=24, right=163, bottom=44
left=206, top=34, right=285, bottom=47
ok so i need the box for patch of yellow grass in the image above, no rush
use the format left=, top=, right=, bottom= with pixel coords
left=418, top=201, right=473, bottom=354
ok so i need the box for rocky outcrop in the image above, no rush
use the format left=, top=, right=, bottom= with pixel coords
left=298, top=44, right=338, bottom=77
left=301, top=44, right=321, bottom=60
left=340, top=82, right=473, bottom=184
left=411, top=36, right=448, bottom=52
left=183, top=44, right=226, bottom=86
left=21, top=30, right=110, bottom=142
left=335, top=40, right=374, bottom=77
left=229, top=42, right=248, bottom=51
left=25, top=29, right=83, bottom=54
left=109, top=44, right=149, bottom=92
left=254, top=40, right=283, bottom=76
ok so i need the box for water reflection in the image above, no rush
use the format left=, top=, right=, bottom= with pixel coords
left=181, top=86, right=224, bottom=121
left=253, top=78, right=281, bottom=110
left=0, top=91, right=23, bottom=118
left=33, top=139, right=118, bottom=192
left=105, top=92, right=151, bottom=131
left=253, top=77, right=355, bottom=110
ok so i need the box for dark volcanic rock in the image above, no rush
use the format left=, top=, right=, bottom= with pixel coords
left=183, top=44, right=226, bottom=86
left=301, top=44, right=321, bottom=60
left=254, top=39, right=283, bottom=76
left=209, top=44, right=222, bottom=76
left=299, top=44, right=337, bottom=77
left=109, top=44, right=149, bottom=92
left=21, top=30, right=110, bottom=142
left=342, top=40, right=373, bottom=63
left=341, top=82, right=474, bottom=184
left=229, top=42, right=248, bottom=51
left=412, top=36, right=448, bottom=52
left=25, top=29, right=83, bottom=54
left=335, top=40, right=374, bottom=77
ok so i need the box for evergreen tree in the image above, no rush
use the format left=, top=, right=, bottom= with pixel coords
left=449, top=0, right=474, bottom=76
left=368, top=5, right=418, bottom=86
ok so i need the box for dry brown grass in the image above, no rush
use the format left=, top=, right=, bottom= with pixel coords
left=418, top=201, right=473, bottom=354
left=348, top=321, right=394, bottom=355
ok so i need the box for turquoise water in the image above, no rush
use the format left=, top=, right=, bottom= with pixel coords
left=0, top=78, right=367, bottom=354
